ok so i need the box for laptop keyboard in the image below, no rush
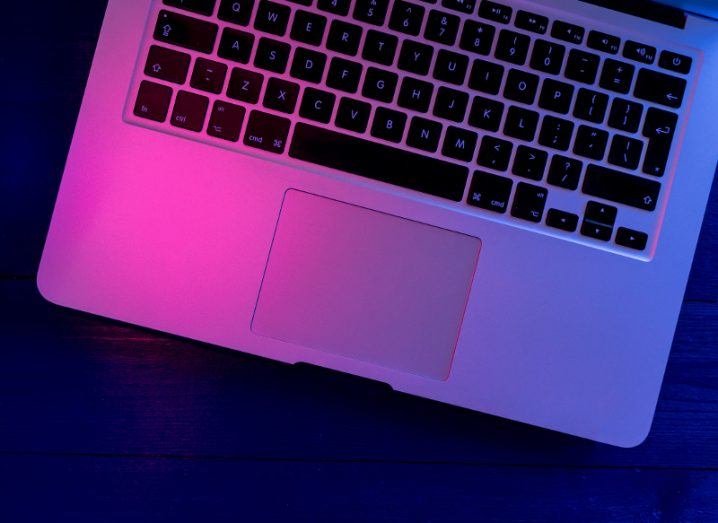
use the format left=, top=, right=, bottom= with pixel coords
left=127, top=0, right=697, bottom=257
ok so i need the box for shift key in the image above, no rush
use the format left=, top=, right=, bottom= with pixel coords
left=583, top=165, right=661, bottom=211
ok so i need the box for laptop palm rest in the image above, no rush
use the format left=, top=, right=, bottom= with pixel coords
left=252, top=190, right=481, bottom=380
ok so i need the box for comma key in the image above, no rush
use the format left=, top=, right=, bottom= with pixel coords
left=243, top=110, right=290, bottom=153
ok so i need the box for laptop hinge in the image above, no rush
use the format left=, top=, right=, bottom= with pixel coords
left=578, top=0, right=687, bottom=29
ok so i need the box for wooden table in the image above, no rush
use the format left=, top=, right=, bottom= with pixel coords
left=2, top=3, right=717, bottom=520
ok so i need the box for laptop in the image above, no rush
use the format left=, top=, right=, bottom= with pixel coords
left=39, top=0, right=718, bottom=447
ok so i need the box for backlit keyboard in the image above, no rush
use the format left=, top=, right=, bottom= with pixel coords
left=126, top=0, right=698, bottom=257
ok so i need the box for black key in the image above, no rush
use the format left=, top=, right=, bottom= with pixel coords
left=425, top=10, right=460, bottom=46
left=164, top=0, right=216, bottom=16
left=538, top=79, right=574, bottom=115
left=363, top=68, right=399, bottom=103
left=599, top=59, right=635, bottom=94
left=244, top=110, right=291, bottom=153
left=218, top=27, right=255, bottom=63
left=318, top=0, right=351, bottom=16
left=290, top=10, right=327, bottom=46
left=642, top=107, right=678, bottom=177
left=433, top=50, right=469, bottom=85
left=467, top=171, right=512, bottom=213
left=478, top=136, right=512, bottom=171
left=398, top=41, right=434, bottom=75
left=515, top=10, right=548, bottom=34
left=585, top=200, right=617, bottom=226
left=441, top=0, right=476, bottom=14
left=442, top=126, right=478, bottom=161
left=530, top=40, right=565, bottom=75
left=623, top=41, right=656, bottom=64
left=511, top=182, right=547, bottom=222
left=504, top=106, right=539, bottom=141
left=659, top=51, right=692, bottom=75
left=371, top=107, right=407, bottom=143
left=538, top=116, right=574, bottom=151
left=170, top=90, right=209, bottom=132
left=290, top=123, right=469, bottom=201
left=327, top=20, right=362, bottom=56
left=326, top=58, right=363, bottom=93
left=254, top=37, right=290, bottom=73
left=145, top=45, right=191, bottom=84
left=389, top=1, right=426, bottom=36
left=134, top=80, right=173, bottom=122
left=254, top=0, right=291, bottom=35
left=503, top=69, right=539, bottom=105
left=263, top=78, right=300, bottom=113
left=546, top=209, right=578, bottom=232
left=551, top=20, right=584, bottom=45
left=398, top=77, right=434, bottom=112
left=583, top=165, right=661, bottom=211
left=547, top=155, right=582, bottom=190
left=479, top=1, right=512, bottom=24
left=616, top=227, right=648, bottom=251
left=290, top=47, right=327, bottom=83
left=608, top=98, right=643, bottom=133
left=227, top=67, right=264, bottom=103
left=299, top=88, right=335, bottom=123
left=580, top=220, right=612, bottom=241
left=469, top=96, right=504, bottom=132
left=336, top=97, right=372, bottom=132
left=565, top=49, right=600, bottom=84
left=512, top=146, right=547, bottom=181
left=634, top=69, right=686, bottom=109
left=433, top=87, right=468, bottom=122
left=218, top=0, right=255, bottom=26
left=587, top=30, right=620, bottom=54
left=287, top=0, right=313, bottom=5
left=362, top=31, right=398, bottom=66
left=407, top=117, right=443, bottom=152
left=353, top=0, right=390, bottom=25
left=574, top=125, right=608, bottom=161
left=608, top=135, right=643, bottom=170
left=460, top=21, right=495, bottom=56
left=573, top=88, right=608, bottom=123
left=468, top=59, right=504, bottom=95
left=207, top=100, right=246, bottom=142
left=190, top=58, right=228, bottom=94
left=495, top=30, right=530, bottom=65
left=154, top=10, right=218, bottom=54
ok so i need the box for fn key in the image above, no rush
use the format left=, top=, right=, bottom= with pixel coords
left=243, top=111, right=291, bottom=153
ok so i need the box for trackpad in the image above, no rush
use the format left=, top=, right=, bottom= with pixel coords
left=252, top=190, right=481, bottom=380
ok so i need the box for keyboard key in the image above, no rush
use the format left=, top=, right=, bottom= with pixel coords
left=318, top=0, right=351, bottom=16
left=398, top=41, right=434, bottom=75
left=227, top=67, right=264, bottom=103
left=299, top=87, right=336, bottom=123
left=326, top=57, right=362, bottom=93
left=218, top=0, right=255, bottom=26
left=503, top=69, right=539, bottom=105
left=460, top=21, right=495, bottom=56
left=190, top=58, right=228, bottom=94
left=511, top=182, right=547, bottom=222
left=434, top=50, right=469, bottom=85
left=290, top=123, right=469, bottom=200
left=547, top=155, right=582, bottom=190
left=389, top=1, right=426, bottom=36
left=469, top=96, right=504, bottom=132
left=290, top=47, right=327, bottom=83
left=290, top=10, right=327, bottom=46
left=407, top=117, right=443, bottom=152
left=442, top=126, right=478, bottom=161
left=623, top=41, right=656, bottom=64
left=479, top=1, right=512, bottom=24
left=478, top=136, right=512, bottom=171
left=425, top=10, right=460, bottom=46
left=441, top=0, right=476, bottom=14
left=642, top=107, right=678, bottom=177
left=580, top=221, right=612, bottom=241
left=398, top=77, right=434, bottom=112
left=599, top=59, right=635, bottom=94
left=565, top=50, right=600, bottom=84
left=608, top=98, right=643, bottom=133
left=207, top=100, right=246, bottom=141
left=573, top=125, right=608, bottom=161
left=539, top=116, right=574, bottom=151
left=134, top=80, right=173, bottom=122
left=218, top=27, right=255, bottom=63
left=263, top=77, right=300, bottom=113
left=327, top=20, right=362, bottom=56
left=530, top=40, right=565, bottom=75
left=244, top=110, right=290, bottom=153
left=583, top=165, right=661, bottom=211
left=551, top=20, right=584, bottom=45
left=353, top=0, right=390, bottom=25
left=546, top=209, right=578, bottom=232
left=335, top=97, right=371, bottom=132
left=634, top=69, right=686, bottom=108
left=495, top=30, right=530, bottom=65
left=171, top=90, right=209, bottom=132
left=433, top=87, right=469, bottom=122
left=515, top=10, right=548, bottom=34
left=512, top=146, right=547, bottom=181
left=287, top=0, right=313, bottom=5
left=254, top=37, right=290, bottom=73
left=504, top=106, right=539, bottom=141
left=154, top=10, right=218, bottom=54
left=587, top=30, right=620, bottom=54
left=371, top=107, right=407, bottom=143
left=468, top=59, right=504, bottom=95
left=659, top=50, right=692, bottom=75
left=539, top=79, right=574, bottom=114
left=254, top=1, right=291, bottom=35
left=363, top=67, right=399, bottom=103
left=163, top=0, right=216, bottom=16
left=573, top=88, right=608, bottom=123
left=585, top=200, right=617, bottom=226
left=608, top=135, right=643, bottom=170
left=144, top=45, right=191, bottom=84
left=362, top=30, right=398, bottom=66
left=467, top=171, right=512, bottom=213
left=616, top=227, right=648, bottom=251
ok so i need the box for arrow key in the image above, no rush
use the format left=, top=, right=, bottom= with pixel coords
left=616, top=227, right=648, bottom=251
left=546, top=209, right=578, bottom=232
